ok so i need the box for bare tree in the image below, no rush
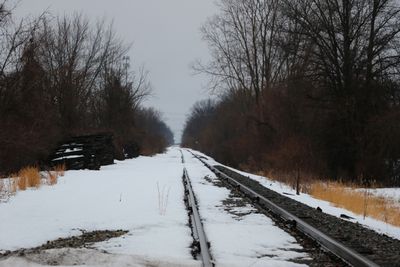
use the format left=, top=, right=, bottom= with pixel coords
left=34, top=14, right=130, bottom=132
left=283, top=0, right=400, bottom=178
left=195, top=0, right=286, bottom=125
left=283, top=0, right=400, bottom=102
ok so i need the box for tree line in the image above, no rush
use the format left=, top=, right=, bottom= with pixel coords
left=0, top=1, right=173, bottom=174
left=183, top=0, right=400, bottom=186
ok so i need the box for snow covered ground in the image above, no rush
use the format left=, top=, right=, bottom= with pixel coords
left=0, top=147, right=309, bottom=267
left=0, top=148, right=196, bottom=267
left=188, top=149, right=400, bottom=240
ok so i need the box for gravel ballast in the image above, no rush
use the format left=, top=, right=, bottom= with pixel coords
left=216, top=166, right=400, bottom=267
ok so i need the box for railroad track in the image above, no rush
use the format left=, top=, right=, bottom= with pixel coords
left=182, top=161, right=214, bottom=267
left=187, top=150, right=400, bottom=267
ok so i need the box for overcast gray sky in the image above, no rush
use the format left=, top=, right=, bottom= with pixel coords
left=14, top=0, right=216, bottom=143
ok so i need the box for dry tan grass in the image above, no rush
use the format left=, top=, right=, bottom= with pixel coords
left=0, top=166, right=62, bottom=199
left=18, top=166, right=41, bottom=189
left=260, top=170, right=400, bottom=227
left=309, top=182, right=400, bottom=227
left=17, top=175, right=27, bottom=190
left=54, top=164, right=66, bottom=177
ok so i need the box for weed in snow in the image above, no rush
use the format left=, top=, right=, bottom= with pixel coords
left=157, top=182, right=170, bottom=216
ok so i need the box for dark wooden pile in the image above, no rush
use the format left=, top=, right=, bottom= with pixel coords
left=48, top=133, right=114, bottom=170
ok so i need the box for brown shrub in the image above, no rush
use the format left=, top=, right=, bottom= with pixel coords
left=18, top=166, right=41, bottom=189
left=17, top=176, right=27, bottom=190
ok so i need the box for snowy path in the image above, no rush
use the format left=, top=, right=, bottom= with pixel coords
left=0, top=147, right=309, bottom=267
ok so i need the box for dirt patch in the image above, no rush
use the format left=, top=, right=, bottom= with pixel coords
left=220, top=193, right=258, bottom=219
left=0, top=229, right=128, bottom=259
left=204, top=174, right=258, bottom=219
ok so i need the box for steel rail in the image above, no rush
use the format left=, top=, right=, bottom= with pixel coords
left=189, top=151, right=380, bottom=267
left=182, top=167, right=214, bottom=267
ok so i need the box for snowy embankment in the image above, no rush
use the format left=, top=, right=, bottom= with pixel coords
left=189, top=149, right=400, bottom=240
left=0, top=147, right=309, bottom=267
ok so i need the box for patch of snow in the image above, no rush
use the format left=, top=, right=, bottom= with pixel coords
left=52, top=155, right=85, bottom=161
left=65, top=148, right=83, bottom=153
left=364, top=188, right=400, bottom=204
